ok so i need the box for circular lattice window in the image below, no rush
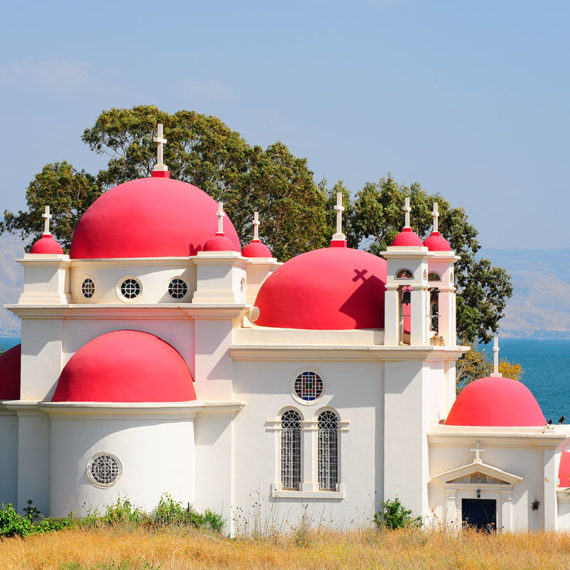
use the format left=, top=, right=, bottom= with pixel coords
left=87, top=453, right=122, bottom=487
left=168, top=278, right=188, bottom=299
left=293, top=371, right=324, bottom=402
left=81, top=278, right=95, bottom=299
left=119, top=278, right=141, bottom=300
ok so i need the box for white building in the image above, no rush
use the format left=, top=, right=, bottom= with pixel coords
left=1, top=129, right=569, bottom=533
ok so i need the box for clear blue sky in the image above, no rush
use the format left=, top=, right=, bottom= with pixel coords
left=1, top=0, right=569, bottom=249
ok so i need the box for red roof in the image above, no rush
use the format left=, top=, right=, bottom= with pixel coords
left=30, top=235, right=64, bottom=254
left=559, top=452, right=570, bottom=487
left=424, top=231, right=452, bottom=252
left=52, top=330, right=196, bottom=403
left=445, top=377, right=546, bottom=427
left=0, top=344, right=21, bottom=400
left=391, top=227, right=424, bottom=247
left=242, top=240, right=272, bottom=258
left=70, top=176, right=240, bottom=258
left=203, top=233, right=238, bottom=252
left=255, top=247, right=387, bottom=330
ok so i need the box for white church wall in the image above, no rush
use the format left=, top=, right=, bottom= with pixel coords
left=0, top=412, right=18, bottom=505
left=49, top=414, right=195, bottom=517
left=557, top=492, right=570, bottom=530
left=20, top=319, right=64, bottom=401
left=69, top=260, right=196, bottom=305
left=231, top=359, right=384, bottom=531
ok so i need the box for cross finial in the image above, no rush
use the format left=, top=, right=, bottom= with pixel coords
left=470, top=441, right=485, bottom=463
left=253, top=211, right=260, bottom=241
left=403, top=197, right=411, bottom=229
left=432, top=202, right=439, bottom=233
left=42, top=206, right=52, bottom=236
left=216, top=201, right=225, bottom=234
left=491, top=335, right=502, bottom=377
left=153, top=123, right=168, bottom=172
left=332, top=191, right=346, bottom=241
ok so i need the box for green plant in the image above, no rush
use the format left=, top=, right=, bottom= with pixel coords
left=150, top=494, right=224, bottom=533
left=0, top=503, right=33, bottom=538
left=102, top=498, right=142, bottom=526
left=374, top=497, right=422, bottom=530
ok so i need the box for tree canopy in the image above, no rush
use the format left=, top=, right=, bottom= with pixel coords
left=1, top=105, right=512, bottom=344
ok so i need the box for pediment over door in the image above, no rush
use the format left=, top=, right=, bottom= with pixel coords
left=431, top=460, right=523, bottom=486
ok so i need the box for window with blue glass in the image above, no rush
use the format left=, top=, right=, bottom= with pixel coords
left=294, top=371, right=324, bottom=401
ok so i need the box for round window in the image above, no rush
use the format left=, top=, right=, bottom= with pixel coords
left=120, top=278, right=141, bottom=300
left=81, top=278, right=95, bottom=299
left=294, top=371, right=324, bottom=402
left=87, top=452, right=122, bottom=487
left=168, top=278, right=188, bottom=299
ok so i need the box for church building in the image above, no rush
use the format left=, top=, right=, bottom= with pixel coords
left=1, top=125, right=569, bottom=533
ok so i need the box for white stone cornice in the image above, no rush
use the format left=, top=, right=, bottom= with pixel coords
left=428, top=426, right=569, bottom=447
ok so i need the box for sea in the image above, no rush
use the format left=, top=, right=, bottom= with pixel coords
left=1, top=336, right=569, bottom=421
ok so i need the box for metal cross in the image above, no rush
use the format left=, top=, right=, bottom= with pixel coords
left=217, top=201, right=225, bottom=234
left=470, top=441, right=485, bottom=462
left=403, top=197, right=411, bottom=228
left=153, top=123, right=167, bottom=167
left=432, top=202, right=439, bottom=233
left=42, top=205, right=52, bottom=236
left=253, top=211, right=260, bottom=241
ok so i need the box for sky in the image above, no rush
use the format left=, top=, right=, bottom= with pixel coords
left=0, top=0, right=569, bottom=249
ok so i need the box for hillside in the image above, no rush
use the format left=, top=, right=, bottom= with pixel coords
left=0, top=236, right=568, bottom=339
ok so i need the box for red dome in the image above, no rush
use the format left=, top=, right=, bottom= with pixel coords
left=255, top=247, right=387, bottom=330
left=70, top=176, right=240, bottom=258
left=424, top=231, right=451, bottom=252
left=52, top=330, right=196, bottom=403
left=559, top=452, right=570, bottom=487
left=203, top=233, right=238, bottom=252
left=242, top=240, right=272, bottom=258
left=391, top=227, right=424, bottom=247
left=30, top=235, right=64, bottom=254
left=445, top=377, right=545, bottom=427
left=0, top=344, right=21, bottom=400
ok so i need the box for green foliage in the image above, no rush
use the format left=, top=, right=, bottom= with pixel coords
left=102, top=497, right=142, bottom=526
left=0, top=501, right=72, bottom=538
left=374, top=497, right=422, bottom=530
left=346, top=175, right=512, bottom=344
left=150, top=494, right=224, bottom=533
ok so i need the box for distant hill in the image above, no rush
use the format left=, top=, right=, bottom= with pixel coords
left=0, top=235, right=568, bottom=339
left=481, top=248, right=570, bottom=339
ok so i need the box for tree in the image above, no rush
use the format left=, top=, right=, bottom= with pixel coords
left=2, top=106, right=328, bottom=260
left=347, top=176, right=512, bottom=344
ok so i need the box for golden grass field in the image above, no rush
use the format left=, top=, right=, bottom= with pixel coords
left=1, top=527, right=570, bottom=569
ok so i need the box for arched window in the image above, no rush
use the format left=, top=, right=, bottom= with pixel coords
left=318, top=410, right=339, bottom=491
left=396, top=269, right=413, bottom=279
left=430, top=288, right=439, bottom=333
left=281, top=410, right=302, bottom=490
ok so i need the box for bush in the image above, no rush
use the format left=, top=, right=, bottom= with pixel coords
left=150, top=494, right=224, bottom=532
left=102, top=498, right=142, bottom=526
left=374, top=497, right=422, bottom=530
left=0, top=503, right=33, bottom=538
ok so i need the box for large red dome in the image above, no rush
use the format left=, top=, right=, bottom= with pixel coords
left=0, top=344, right=21, bottom=400
left=52, top=330, right=196, bottom=402
left=445, top=377, right=545, bottom=427
left=255, top=247, right=387, bottom=330
left=70, top=176, right=240, bottom=258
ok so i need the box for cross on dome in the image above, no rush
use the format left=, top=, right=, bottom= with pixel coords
left=253, top=211, right=260, bottom=241
left=332, top=191, right=346, bottom=241
left=470, top=441, right=485, bottom=463
left=432, top=202, right=439, bottom=233
left=403, top=197, right=411, bottom=229
left=42, top=206, right=52, bottom=236
left=491, top=335, right=502, bottom=377
left=216, top=201, right=225, bottom=234
left=153, top=123, right=168, bottom=172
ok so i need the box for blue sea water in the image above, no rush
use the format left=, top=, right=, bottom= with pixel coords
left=1, top=336, right=569, bottom=420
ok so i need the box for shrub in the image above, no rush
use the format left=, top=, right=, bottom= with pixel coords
left=374, top=497, right=422, bottom=530
left=0, top=503, right=33, bottom=538
left=150, top=494, right=224, bottom=533
left=102, top=498, right=142, bottom=526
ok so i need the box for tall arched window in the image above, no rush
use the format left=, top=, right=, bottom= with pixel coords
left=281, top=410, right=302, bottom=490
left=318, top=410, right=339, bottom=490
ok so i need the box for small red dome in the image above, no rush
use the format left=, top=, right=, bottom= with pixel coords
left=391, top=227, right=424, bottom=247
left=30, top=235, right=64, bottom=254
left=445, top=377, right=545, bottom=427
left=203, top=233, right=238, bottom=252
left=70, top=177, right=240, bottom=258
left=242, top=240, right=272, bottom=258
left=424, top=231, right=451, bottom=252
left=52, top=330, right=196, bottom=403
left=0, top=344, right=21, bottom=400
left=255, top=247, right=387, bottom=330
left=559, top=452, right=570, bottom=487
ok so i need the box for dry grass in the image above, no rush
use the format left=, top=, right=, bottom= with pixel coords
left=1, top=526, right=569, bottom=569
